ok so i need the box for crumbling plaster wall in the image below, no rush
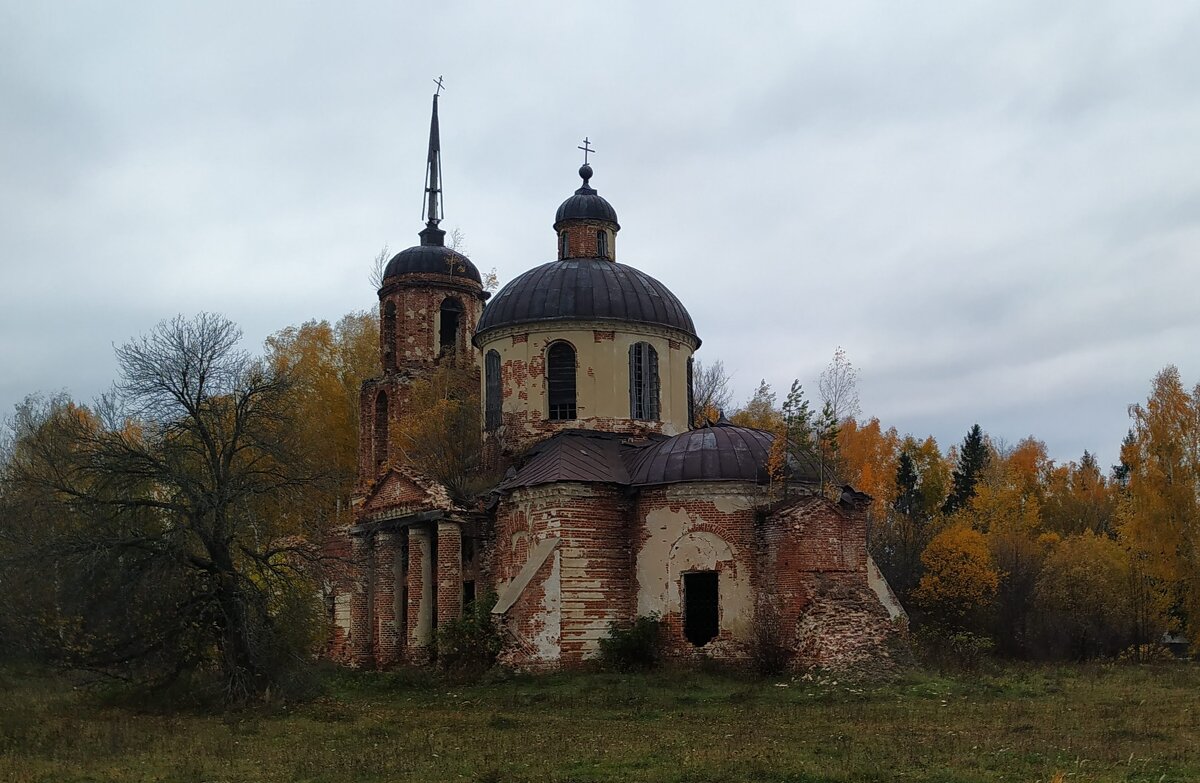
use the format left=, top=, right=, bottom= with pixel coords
left=494, top=482, right=630, bottom=666
left=635, top=483, right=767, bottom=659
left=478, top=321, right=696, bottom=455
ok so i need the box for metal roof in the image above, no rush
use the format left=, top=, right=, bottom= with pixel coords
left=474, top=258, right=698, bottom=344
left=500, top=431, right=632, bottom=490
left=498, top=423, right=795, bottom=492
left=554, top=164, right=620, bottom=228
left=626, top=423, right=775, bottom=486
left=382, top=240, right=482, bottom=285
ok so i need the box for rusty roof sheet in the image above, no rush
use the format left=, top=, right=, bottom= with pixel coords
left=499, top=431, right=633, bottom=491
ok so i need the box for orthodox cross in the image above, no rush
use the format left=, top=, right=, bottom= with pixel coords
left=433, top=75, right=445, bottom=96
left=578, top=136, right=595, bottom=164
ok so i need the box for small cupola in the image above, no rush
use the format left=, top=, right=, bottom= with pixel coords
left=554, top=141, right=619, bottom=261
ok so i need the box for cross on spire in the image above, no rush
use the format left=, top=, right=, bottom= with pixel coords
left=433, top=75, right=445, bottom=97
left=578, top=136, right=595, bottom=164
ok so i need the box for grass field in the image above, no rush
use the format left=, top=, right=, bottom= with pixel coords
left=1, top=661, right=1197, bottom=783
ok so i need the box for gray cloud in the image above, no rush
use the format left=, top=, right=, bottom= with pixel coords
left=2, top=1, right=1198, bottom=471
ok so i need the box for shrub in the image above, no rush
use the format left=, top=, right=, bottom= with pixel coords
left=597, top=614, right=662, bottom=671
left=436, top=592, right=503, bottom=676
left=914, top=627, right=994, bottom=671
left=748, top=602, right=791, bottom=675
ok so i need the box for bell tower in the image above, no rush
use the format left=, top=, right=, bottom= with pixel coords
left=356, top=84, right=488, bottom=487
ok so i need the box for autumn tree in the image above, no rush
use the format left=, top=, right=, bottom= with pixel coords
left=690, top=358, right=733, bottom=426
left=264, top=310, right=379, bottom=522
left=390, top=364, right=485, bottom=502
left=942, top=424, right=989, bottom=515
left=3, top=314, right=325, bottom=700
left=730, top=379, right=783, bottom=431
left=1118, top=365, right=1200, bottom=649
left=1041, top=451, right=1116, bottom=536
left=1033, top=533, right=1135, bottom=659
left=913, top=524, right=999, bottom=633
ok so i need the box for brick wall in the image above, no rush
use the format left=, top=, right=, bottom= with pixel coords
left=494, top=483, right=631, bottom=665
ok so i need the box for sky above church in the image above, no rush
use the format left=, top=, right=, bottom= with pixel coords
left=2, top=1, right=1198, bottom=469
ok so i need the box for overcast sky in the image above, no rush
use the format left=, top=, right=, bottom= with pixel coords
left=3, top=1, right=1198, bottom=469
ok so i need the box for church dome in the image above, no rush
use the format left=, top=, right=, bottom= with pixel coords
left=627, top=422, right=775, bottom=486
left=473, top=258, right=699, bottom=344
left=382, top=240, right=481, bottom=285
left=554, top=164, right=619, bottom=228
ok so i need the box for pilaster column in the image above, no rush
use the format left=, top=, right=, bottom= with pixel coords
left=374, top=531, right=400, bottom=666
left=349, top=534, right=374, bottom=668
left=437, top=520, right=463, bottom=627
left=406, top=524, right=435, bottom=658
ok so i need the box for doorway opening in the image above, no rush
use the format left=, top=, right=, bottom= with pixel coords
left=683, top=571, right=719, bottom=647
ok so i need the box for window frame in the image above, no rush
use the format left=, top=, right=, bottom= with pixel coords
left=546, top=340, right=578, bottom=421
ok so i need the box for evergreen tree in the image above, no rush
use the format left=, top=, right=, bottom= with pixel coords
left=943, top=423, right=989, bottom=515
left=895, top=449, right=920, bottom=518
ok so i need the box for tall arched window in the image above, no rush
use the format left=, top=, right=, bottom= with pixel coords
left=560, top=231, right=569, bottom=260
left=374, top=391, right=389, bottom=468
left=687, top=356, right=695, bottom=428
left=382, top=300, right=396, bottom=371
left=485, top=350, right=502, bottom=431
left=439, top=297, right=462, bottom=355
left=546, top=342, right=577, bottom=421
left=596, top=230, right=608, bottom=259
left=629, top=342, right=660, bottom=420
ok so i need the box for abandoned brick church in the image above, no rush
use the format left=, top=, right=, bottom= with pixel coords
left=328, top=94, right=905, bottom=670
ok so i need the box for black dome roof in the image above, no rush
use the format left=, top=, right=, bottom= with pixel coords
left=627, top=423, right=775, bottom=486
left=382, top=241, right=481, bottom=285
left=474, top=258, right=698, bottom=344
left=554, top=164, right=619, bottom=228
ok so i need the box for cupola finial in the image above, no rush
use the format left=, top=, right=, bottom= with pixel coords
left=419, top=77, right=445, bottom=246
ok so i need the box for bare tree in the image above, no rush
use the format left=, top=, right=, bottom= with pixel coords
left=5, top=314, right=326, bottom=700
left=819, top=346, right=861, bottom=422
left=690, top=358, right=733, bottom=426
left=368, top=244, right=390, bottom=290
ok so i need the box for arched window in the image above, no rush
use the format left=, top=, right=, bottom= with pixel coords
left=596, top=230, right=608, bottom=259
left=560, top=231, right=569, bottom=260
left=687, top=356, right=695, bottom=428
left=439, top=297, right=461, bottom=355
left=546, top=342, right=577, bottom=421
left=629, top=342, right=660, bottom=420
left=485, top=350, right=502, bottom=431
left=382, top=300, right=396, bottom=371
left=374, top=391, right=389, bottom=468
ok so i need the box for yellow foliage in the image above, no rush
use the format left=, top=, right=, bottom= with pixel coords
left=1118, top=365, right=1200, bottom=649
left=914, top=524, right=1000, bottom=631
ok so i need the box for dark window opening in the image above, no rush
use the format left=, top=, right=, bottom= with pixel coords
left=439, top=298, right=462, bottom=355
left=461, top=535, right=476, bottom=563
left=560, top=231, right=569, bottom=259
left=547, top=342, right=577, bottom=420
left=687, top=356, right=695, bottom=428
left=629, top=342, right=660, bottom=420
left=373, top=391, right=388, bottom=468
left=683, top=571, right=719, bottom=647
left=485, top=350, right=502, bottom=430
left=597, top=230, right=608, bottom=258
left=382, top=300, right=396, bottom=370
left=463, top=580, right=476, bottom=609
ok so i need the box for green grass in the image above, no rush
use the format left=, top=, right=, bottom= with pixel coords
left=1, top=661, right=1197, bottom=782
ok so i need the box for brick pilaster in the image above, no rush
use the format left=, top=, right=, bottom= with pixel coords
left=349, top=534, right=374, bottom=668
left=406, top=524, right=435, bottom=658
left=374, top=531, right=400, bottom=666
left=437, top=520, right=463, bottom=628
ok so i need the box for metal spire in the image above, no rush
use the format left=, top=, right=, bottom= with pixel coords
left=420, top=78, right=445, bottom=245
